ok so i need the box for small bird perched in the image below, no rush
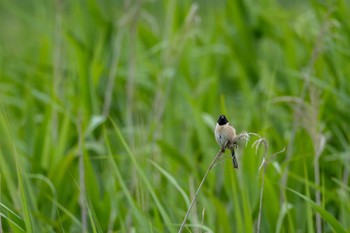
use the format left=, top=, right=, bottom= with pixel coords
left=215, top=114, right=238, bottom=169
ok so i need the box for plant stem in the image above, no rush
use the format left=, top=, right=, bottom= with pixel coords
left=178, top=149, right=224, bottom=233
left=256, top=139, right=268, bottom=233
left=77, top=114, right=87, bottom=233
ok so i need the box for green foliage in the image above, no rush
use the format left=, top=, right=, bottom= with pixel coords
left=0, top=0, right=350, bottom=232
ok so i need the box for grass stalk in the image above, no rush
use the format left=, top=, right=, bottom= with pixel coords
left=126, top=0, right=141, bottom=147
left=77, top=114, right=87, bottom=233
left=102, top=29, right=123, bottom=117
left=52, top=0, right=63, bottom=142
left=0, top=174, right=2, bottom=233
left=255, top=138, right=284, bottom=233
left=255, top=139, right=268, bottom=233
left=178, top=133, right=250, bottom=233
left=278, top=7, right=334, bottom=232
left=178, top=149, right=224, bottom=233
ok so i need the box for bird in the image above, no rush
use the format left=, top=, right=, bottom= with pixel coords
left=215, top=114, right=238, bottom=169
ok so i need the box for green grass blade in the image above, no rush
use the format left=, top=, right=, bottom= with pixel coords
left=0, top=202, right=25, bottom=232
left=287, top=187, right=347, bottom=233
left=150, top=161, right=190, bottom=207
left=103, top=127, right=148, bottom=228
left=1, top=106, right=34, bottom=232
left=109, top=118, right=173, bottom=228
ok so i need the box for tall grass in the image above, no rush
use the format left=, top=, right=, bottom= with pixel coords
left=0, top=0, right=350, bottom=232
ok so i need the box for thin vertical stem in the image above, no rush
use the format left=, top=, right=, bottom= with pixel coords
left=77, top=114, right=87, bottom=233
left=0, top=174, right=3, bottom=233
left=52, top=0, right=63, bottom=143
left=178, top=133, right=254, bottom=233
left=102, top=30, right=123, bottom=117
left=126, top=0, right=141, bottom=147
left=314, top=157, right=322, bottom=233
left=257, top=165, right=265, bottom=233
left=256, top=139, right=268, bottom=233
left=178, top=150, right=224, bottom=233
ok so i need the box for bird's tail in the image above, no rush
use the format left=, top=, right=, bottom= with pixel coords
left=231, top=149, right=238, bottom=169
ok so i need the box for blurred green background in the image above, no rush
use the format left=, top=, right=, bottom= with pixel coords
left=0, top=0, right=350, bottom=232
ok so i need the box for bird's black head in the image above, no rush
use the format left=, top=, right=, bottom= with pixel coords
left=217, top=115, right=229, bottom=125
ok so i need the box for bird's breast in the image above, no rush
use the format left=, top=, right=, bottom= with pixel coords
left=215, top=123, right=236, bottom=147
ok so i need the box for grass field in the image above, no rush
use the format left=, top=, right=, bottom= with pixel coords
left=1, top=0, right=350, bottom=232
